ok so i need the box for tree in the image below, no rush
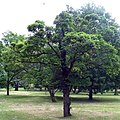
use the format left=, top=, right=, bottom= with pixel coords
left=0, top=42, right=7, bottom=88
left=1, top=31, right=26, bottom=95
left=19, top=16, right=101, bottom=116
left=20, top=5, right=120, bottom=116
left=85, top=39, right=118, bottom=100
left=67, top=3, right=120, bottom=97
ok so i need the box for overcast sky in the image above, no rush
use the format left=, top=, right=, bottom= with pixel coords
left=0, top=0, right=120, bottom=38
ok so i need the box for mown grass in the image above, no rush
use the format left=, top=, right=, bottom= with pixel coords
left=0, top=90, right=120, bottom=120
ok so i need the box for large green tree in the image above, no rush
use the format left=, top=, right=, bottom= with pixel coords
left=18, top=4, right=120, bottom=116
left=20, top=17, right=104, bottom=116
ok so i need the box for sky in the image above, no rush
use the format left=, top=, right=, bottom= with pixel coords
left=0, top=0, right=120, bottom=38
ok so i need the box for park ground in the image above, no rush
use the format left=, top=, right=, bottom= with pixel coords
left=0, top=89, right=120, bottom=120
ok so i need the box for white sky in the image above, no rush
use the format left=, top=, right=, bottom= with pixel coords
left=0, top=0, right=120, bottom=38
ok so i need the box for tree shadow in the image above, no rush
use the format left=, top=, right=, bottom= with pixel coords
left=55, top=95, right=120, bottom=103
left=1, top=93, right=120, bottom=104
left=1, top=94, right=52, bottom=104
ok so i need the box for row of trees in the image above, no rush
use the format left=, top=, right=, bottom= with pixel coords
left=0, top=3, right=120, bottom=117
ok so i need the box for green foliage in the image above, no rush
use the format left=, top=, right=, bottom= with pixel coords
left=65, top=3, right=120, bottom=93
left=0, top=32, right=28, bottom=92
left=0, top=2, right=119, bottom=103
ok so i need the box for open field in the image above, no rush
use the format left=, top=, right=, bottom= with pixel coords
left=0, top=90, right=120, bottom=120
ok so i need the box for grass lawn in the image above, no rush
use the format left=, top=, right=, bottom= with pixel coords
left=0, top=90, right=120, bottom=120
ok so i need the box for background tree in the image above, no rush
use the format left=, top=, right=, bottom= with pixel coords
left=0, top=42, right=7, bottom=88
left=1, top=31, right=26, bottom=95
left=66, top=3, right=120, bottom=97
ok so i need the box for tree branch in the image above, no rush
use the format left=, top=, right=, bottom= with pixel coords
left=9, top=69, right=24, bottom=82
left=47, top=42, right=60, bottom=59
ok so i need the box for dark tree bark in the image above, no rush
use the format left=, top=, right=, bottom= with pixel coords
left=114, top=87, right=118, bottom=95
left=88, top=85, right=93, bottom=100
left=63, top=83, right=71, bottom=117
left=7, top=79, right=10, bottom=96
left=88, top=79, right=94, bottom=100
left=14, top=82, right=19, bottom=91
left=114, top=83, right=118, bottom=95
left=48, top=86, right=56, bottom=102
left=61, top=49, right=73, bottom=117
left=61, top=66, right=72, bottom=117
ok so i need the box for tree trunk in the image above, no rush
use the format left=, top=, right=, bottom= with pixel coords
left=48, top=86, right=56, bottom=102
left=63, top=84, right=71, bottom=117
left=15, top=82, right=19, bottom=91
left=114, top=84, right=118, bottom=95
left=88, top=79, right=94, bottom=100
left=61, top=68, right=72, bottom=117
left=7, top=80, right=10, bottom=96
left=88, top=86, right=93, bottom=100
left=72, top=86, right=77, bottom=93
left=60, top=48, right=73, bottom=117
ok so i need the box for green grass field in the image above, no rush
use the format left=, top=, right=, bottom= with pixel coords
left=0, top=90, right=120, bottom=120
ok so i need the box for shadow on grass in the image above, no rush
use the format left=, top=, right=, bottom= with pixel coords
left=56, top=96, right=95, bottom=103
left=0, top=94, right=52, bottom=104
left=0, top=93, right=120, bottom=104
left=55, top=96, right=120, bottom=103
